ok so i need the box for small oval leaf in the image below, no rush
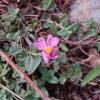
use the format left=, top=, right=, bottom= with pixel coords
left=25, top=56, right=41, bottom=75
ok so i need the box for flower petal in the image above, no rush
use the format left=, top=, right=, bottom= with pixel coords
left=41, top=51, right=49, bottom=63
left=50, top=48, right=58, bottom=59
left=34, top=37, right=47, bottom=50
left=47, top=35, right=59, bottom=47
left=47, top=34, right=53, bottom=44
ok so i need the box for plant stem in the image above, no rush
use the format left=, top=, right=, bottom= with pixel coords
left=0, top=83, right=24, bottom=100
left=0, top=50, right=51, bottom=100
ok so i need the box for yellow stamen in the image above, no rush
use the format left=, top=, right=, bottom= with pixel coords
left=44, top=47, right=53, bottom=54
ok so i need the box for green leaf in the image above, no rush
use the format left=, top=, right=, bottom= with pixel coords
left=59, top=72, right=67, bottom=85
left=39, top=67, right=59, bottom=84
left=25, top=56, right=41, bottom=75
left=59, top=64, right=82, bottom=84
left=26, top=85, right=40, bottom=98
left=41, top=87, right=49, bottom=96
left=60, top=15, right=69, bottom=27
left=42, top=13, right=49, bottom=19
left=53, top=61, right=60, bottom=72
left=42, top=0, right=53, bottom=9
left=12, top=31, right=21, bottom=40
left=69, top=64, right=82, bottom=83
left=58, top=52, right=67, bottom=63
left=0, top=64, right=10, bottom=77
left=88, top=28, right=98, bottom=36
left=69, top=23, right=79, bottom=33
left=90, top=28, right=97, bottom=35
left=86, top=18, right=96, bottom=28
left=43, top=23, right=50, bottom=29
left=49, top=23, right=58, bottom=34
left=2, top=8, right=19, bottom=21
left=12, top=71, right=20, bottom=78
left=43, top=23, right=58, bottom=34
left=81, top=66, right=100, bottom=86
left=59, top=43, right=68, bottom=52
left=3, top=43, right=10, bottom=52
left=16, top=53, right=26, bottom=62
left=7, top=31, right=21, bottom=42
left=48, top=76, right=59, bottom=84
left=9, top=46, right=23, bottom=56
left=58, top=28, right=68, bottom=37
left=0, top=89, right=7, bottom=100
left=0, top=89, right=13, bottom=100
left=97, top=43, right=100, bottom=52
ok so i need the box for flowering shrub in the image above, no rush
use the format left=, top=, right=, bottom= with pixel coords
left=34, top=35, right=59, bottom=63
left=0, top=0, right=100, bottom=100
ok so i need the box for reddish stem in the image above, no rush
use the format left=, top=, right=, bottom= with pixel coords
left=2, top=0, right=9, bottom=4
left=0, top=51, right=51, bottom=100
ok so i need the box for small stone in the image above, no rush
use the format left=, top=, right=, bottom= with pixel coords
left=69, top=0, right=100, bottom=25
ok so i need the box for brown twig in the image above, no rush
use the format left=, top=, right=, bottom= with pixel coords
left=0, top=50, right=51, bottom=100
left=32, top=5, right=53, bottom=12
left=40, top=19, right=64, bottom=29
left=79, top=46, right=89, bottom=56
left=67, top=57, right=91, bottom=68
left=66, top=35, right=97, bottom=46
left=0, top=83, right=24, bottom=100
left=2, top=0, right=9, bottom=4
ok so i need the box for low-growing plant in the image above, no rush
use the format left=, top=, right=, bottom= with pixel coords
left=0, top=0, right=100, bottom=99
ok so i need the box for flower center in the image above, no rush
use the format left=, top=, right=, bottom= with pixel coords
left=44, top=47, right=53, bottom=54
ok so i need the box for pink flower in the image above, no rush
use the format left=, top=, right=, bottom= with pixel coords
left=34, top=35, right=59, bottom=63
